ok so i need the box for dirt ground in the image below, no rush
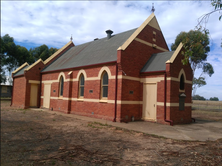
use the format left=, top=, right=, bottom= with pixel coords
left=1, top=101, right=222, bottom=166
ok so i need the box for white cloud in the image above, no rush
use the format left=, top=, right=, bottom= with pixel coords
left=1, top=1, right=222, bottom=99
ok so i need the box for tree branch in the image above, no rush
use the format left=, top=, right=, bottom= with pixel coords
left=196, top=9, right=222, bottom=28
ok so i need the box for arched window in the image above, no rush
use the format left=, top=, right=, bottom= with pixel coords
left=180, top=74, right=185, bottom=90
left=79, top=74, right=85, bottom=97
left=101, top=71, right=108, bottom=98
left=59, top=76, right=64, bottom=96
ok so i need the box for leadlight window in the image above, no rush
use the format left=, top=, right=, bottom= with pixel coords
left=180, top=74, right=185, bottom=90
left=59, top=76, right=64, bottom=96
left=101, top=72, right=108, bottom=98
left=79, top=74, right=85, bottom=97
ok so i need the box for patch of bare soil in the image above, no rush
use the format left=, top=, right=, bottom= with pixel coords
left=1, top=101, right=222, bottom=166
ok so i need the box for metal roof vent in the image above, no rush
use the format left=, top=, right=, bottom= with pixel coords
left=106, top=29, right=113, bottom=39
left=94, top=38, right=99, bottom=41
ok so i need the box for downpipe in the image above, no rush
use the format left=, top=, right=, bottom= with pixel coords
left=10, top=77, right=14, bottom=106
left=113, top=63, right=118, bottom=122
left=164, top=72, right=173, bottom=126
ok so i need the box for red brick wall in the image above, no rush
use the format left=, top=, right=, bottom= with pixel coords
left=166, top=50, right=193, bottom=124
left=41, top=64, right=118, bottom=120
left=115, top=24, right=169, bottom=122
left=137, top=24, right=169, bottom=51
left=119, top=25, right=169, bottom=78
left=120, top=104, right=142, bottom=122
left=11, top=76, right=27, bottom=108
left=25, top=61, right=45, bottom=81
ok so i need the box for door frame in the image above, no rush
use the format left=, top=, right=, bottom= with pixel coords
left=142, top=83, right=157, bottom=121
left=30, top=83, right=38, bottom=108
left=43, top=83, right=51, bottom=108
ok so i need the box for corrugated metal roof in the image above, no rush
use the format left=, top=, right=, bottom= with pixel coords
left=42, top=28, right=137, bottom=72
left=141, top=51, right=174, bottom=72
left=13, top=65, right=29, bottom=76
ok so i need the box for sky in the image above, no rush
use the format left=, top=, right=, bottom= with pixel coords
left=1, top=1, right=222, bottom=100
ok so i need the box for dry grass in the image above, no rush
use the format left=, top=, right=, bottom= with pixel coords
left=193, top=100, right=222, bottom=105
left=192, top=100, right=222, bottom=111
left=192, top=100, right=222, bottom=121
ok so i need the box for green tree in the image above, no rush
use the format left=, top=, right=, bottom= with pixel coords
left=1, top=34, right=34, bottom=84
left=1, top=34, right=35, bottom=74
left=192, top=95, right=206, bottom=101
left=209, top=97, right=219, bottom=101
left=1, top=34, right=58, bottom=84
left=29, top=45, right=58, bottom=61
left=171, top=30, right=214, bottom=96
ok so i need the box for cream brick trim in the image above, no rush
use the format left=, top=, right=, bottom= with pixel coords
left=119, top=75, right=141, bottom=81
left=46, top=96, right=142, bottom=105
left=98, top=66, right=115, bottom=79
left=44, top=41, right=73, bottom=64
left=76, top=69, right=87, bottom=80
left=167, top=77, right=192, bottom=84
left=42, top=80, right=55, bottom=84
left=41, top=96, right=192, bottom=107
left=157, top=102, right=192, bottom=107
left=25, top=59, right=44, bottom=71
left=12, top=62, right=29, bottom=74
left=29, top=80, right=40, bottom=84
left=141, top=77, right=164, bottom=83
left=117, top=13, right=161, bottom=51
left=68, top=71, right=72, bottom=75
left=41, top=75, right=192, bottom=84
left=166, top=42, right=183, bottom=63
left=135, top=38, right=168, bottom=52
left=58, top=72, right=66, bottom=81
left=117, top=101, right=143, bottom=104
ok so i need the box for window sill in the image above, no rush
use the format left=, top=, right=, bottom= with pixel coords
left=77, top=98, right=84, bottom=102
left=58, top=96, right=63, bottom=99
left=179, top=89, right=185, bottom=92
left=99, top=99, right=108, bottom=103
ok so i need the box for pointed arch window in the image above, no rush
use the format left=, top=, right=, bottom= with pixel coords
left=180, top=74, right=185, bottom=90
left=79, top=74, right=85, bottom=98
left=59, top=76, right=64, bottom=97
left=101, top=71, right=108, bottom=98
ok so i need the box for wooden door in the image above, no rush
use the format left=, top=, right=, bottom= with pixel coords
left=142, top=83, right=157, bottom=121
left=30, top=84, right=38, bottom=107
left=43, top=84, right=51, bottom=108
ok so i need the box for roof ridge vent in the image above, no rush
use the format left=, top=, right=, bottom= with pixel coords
left=106, top=29, right=113, bottom=39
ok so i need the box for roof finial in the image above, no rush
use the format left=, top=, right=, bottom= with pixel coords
left=151, top=3, right=155, bottom=13
left=70, top=34, right=73, bottom=41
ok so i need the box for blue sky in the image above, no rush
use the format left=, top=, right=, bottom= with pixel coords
left=1, top=1, right=222, bottom=100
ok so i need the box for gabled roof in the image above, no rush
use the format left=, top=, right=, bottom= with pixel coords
left=118, top=13, right=162, bottom=51
left=141, top=51, right=174, bottom=73
left=166, top=42, right=183, bottom=63
left=12, top=41, right=73, bottom=77
left=12, top=62, right=29, bottom=74
left=13, top=65, right=29, bottom=77
left=42, top=28, right=136, bottom=72
left=25, top=59, right=44, bottom=71
left=44, top=41, right=73, bottom=65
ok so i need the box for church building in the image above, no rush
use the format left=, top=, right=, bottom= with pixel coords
left=11, top=13, right=193, bottom=125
